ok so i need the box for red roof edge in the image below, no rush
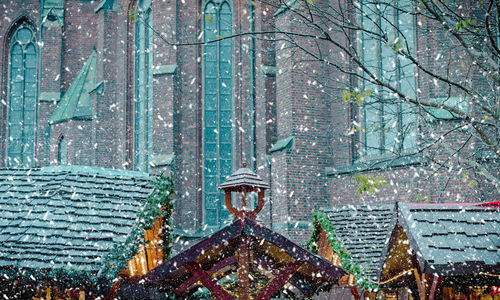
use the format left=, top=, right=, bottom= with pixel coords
left=405, top=201, right=500, bottom=208
left=472, top=201, right=500, bottom=207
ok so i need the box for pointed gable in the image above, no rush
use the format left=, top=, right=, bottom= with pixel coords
left=394, top=203, right=500, bottom=275
left=49, top=49, right=97, bottom=124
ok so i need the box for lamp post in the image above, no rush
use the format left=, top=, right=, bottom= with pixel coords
left=219, top=163, right=269, bottom=300
left=218, top=163, right=269, bottom=221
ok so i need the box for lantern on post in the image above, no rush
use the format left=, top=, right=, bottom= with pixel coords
left=218, top=163, right=270, bottom=220
left=218, top=163, right=270, bottom=300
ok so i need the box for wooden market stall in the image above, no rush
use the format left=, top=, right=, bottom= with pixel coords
left=379, top=203, right=500, bottom=300
left=0, top=166, right=172, bottom=300
left=312, top=202, right=500, bottom=300
left=132, top=165, right=347, bottom=299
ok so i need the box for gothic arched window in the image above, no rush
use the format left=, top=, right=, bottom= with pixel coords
left=203, top=0, right=233, bottom=227
left=7, top=23, right=37, bottom=168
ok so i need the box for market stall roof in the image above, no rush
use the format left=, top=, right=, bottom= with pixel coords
left=319, top=204, right=394, bottom=281
left=144, top=218, right=346, bottom=298
left=0, top=166, right=151, bottom=280
left=385, top=203, right=500, bottom=276
left=314, top=201, right=500, bottom=293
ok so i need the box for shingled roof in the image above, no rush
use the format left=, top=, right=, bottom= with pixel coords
left=396, top=203, right=500, bottom=275
left=0, top=166, right=151, bottom=278
left=218, top=166, right=269, bottom=191
left=320, top=204, right=394, bottom=281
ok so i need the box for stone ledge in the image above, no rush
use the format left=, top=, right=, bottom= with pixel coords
left=153, top=64, right=177, bottom=76
left=426, top=96, right=468, bottom=120
left=261, top=65, right=276, bottom=77
left=39, top=92, right=61, bottom=102
left=150, top=153, right=175, bottom=168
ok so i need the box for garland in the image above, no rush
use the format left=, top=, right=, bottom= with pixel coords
left=306, top=210, right=379, bottom=292
left=99, top=173, right=175, bottom=284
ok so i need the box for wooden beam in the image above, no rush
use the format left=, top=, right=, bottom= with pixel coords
left=253, top=255, right=314, bottom=296
left=174, top=256, right=237, bottom=295
left=428, top=275, right=443, bottom=300
left=349, top=285, right=361, bottom=300
left=224, top=192, right=238, bottom=219
left=238, top=237, right=250, bottom=300
left=413, top=268, right=427, bottom=300
left=249, top=189, right=265, bottom=219
left=184, top=262, right=234, bottom=300
left=254, top=260, right=303, bottom=300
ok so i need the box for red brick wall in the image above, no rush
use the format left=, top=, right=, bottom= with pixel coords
left=0, top=0, right=497, bottom=246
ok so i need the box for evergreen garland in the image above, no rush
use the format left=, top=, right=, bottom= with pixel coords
left=306, top=210, right=379, bottom=292
left=99, top=173, right=175, bottom=284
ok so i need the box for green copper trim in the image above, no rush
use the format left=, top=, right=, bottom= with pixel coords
left=39, top=92, right=60, bottom=102
left=49, top=49, right=97, bottom=124
left=153, top=64, right=177, bottom=76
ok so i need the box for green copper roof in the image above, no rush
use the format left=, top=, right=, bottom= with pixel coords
left=0, top=166, right=152, bottom=278
left=95, top=0, right=114, bottom=13
left=270, top=136, right=294, bottom=153
left=273, top=0, right=299, bottom=17
left=49, top=50, right=97, bottom=124
left=43, top=0, right=65, bottom=26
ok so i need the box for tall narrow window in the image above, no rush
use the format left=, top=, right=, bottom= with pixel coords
left=7, top=23, right=37, bottom=168
left=57, top=136, right=67, bottom=165
left=360, top=0, right=416, bottom=158
left=134, top=0, right=153, bottom=172
left=203, top=0, right=233, bottom=227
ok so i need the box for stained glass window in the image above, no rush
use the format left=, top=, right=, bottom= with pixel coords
left=203, top=0, right=233, bottom=226
left=7, top=23, right=37, bottom=168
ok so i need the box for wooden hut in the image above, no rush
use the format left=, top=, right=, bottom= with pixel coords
left=0, top=166, right=169, bottom=299
left=379, top=203, right=500, bottom=300
left=312, top=202, right=500, bottom=300
left=132, top=165, right=347, bottom=299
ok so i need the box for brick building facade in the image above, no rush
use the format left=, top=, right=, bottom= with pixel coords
left=0, top=0, right=498, bottom=245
